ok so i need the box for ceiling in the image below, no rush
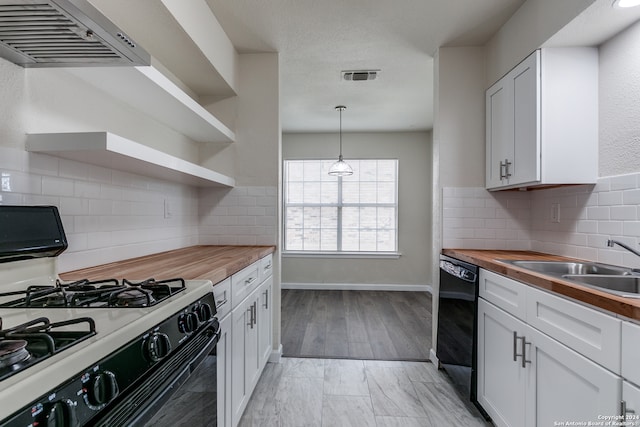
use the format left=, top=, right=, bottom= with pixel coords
left=204, top=0, right=526, bottom=133
left=92, top=0, right=640, bottom=135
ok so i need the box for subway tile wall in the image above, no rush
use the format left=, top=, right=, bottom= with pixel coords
left=442, top=187, right=532, bottom=250
left=530, top=173, right=640, bottom=269
left=0, top=146, right=198, bottom=272
left=443, top=172, right=640, bottom=269
left=199, top=186, right=278, bottom=246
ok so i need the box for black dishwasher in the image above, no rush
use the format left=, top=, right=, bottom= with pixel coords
left=436, top=254, right=481, bottom=408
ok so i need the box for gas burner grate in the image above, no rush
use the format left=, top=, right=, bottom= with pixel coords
left=0, top=277, right=186, bottom=308
left=0, top=316, right=96, bottom=382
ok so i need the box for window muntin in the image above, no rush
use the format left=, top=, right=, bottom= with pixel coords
left=283, top=159, right=398, bottom=253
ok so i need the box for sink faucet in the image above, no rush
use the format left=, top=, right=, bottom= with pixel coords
left=607, top=239, right=640, bottom=259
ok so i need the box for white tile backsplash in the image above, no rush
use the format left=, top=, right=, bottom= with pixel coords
left=0, top=146, right=279, bottom=273
left=199, top=185, right=278, bottom=246
left=443, top=171, right=640, bottom=269
left=442, top=188, right=532, bottom=250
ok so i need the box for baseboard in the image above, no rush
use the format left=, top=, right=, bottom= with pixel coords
left=430, top=348, right=439, bottom=367
left=281, top=282, right=433, bottom=293
left=269, top=344, right=283, bottom=363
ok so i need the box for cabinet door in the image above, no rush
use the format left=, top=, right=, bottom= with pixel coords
left=623, top=381, right=640, bottom=422
left=217, top=314, right=232, bottom=427
left=258, top=276, right=273, bottom=370
left=486, top=77, right=512, bottom=189
left=526, top=325, right=621, bottom=427
left=245, top=291, right=260, bottom=393
left=477, top=298, right=527, bottom=427
left=511, top=51, right=540, bottom=186
left=230, top=295, right=256, bottom=427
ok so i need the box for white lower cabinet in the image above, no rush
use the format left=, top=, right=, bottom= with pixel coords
left=478, top=298, right=528, bottom=427
left=527, top=326, right=620, bottom=427
left=230, top=286, right=259, bottom=427
left=258, top=276, right=273, bottom=370
left=217, top=312, right=232, bottom=427
left=478, top=293, right=621, bottom=427
left=228, top=255, right=274, bottom=427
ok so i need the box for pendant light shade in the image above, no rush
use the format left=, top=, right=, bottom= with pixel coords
left=328, top=105, right=353, bottom=176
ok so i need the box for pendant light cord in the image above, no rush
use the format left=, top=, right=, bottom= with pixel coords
left=339, top=107, right=343, bottom=159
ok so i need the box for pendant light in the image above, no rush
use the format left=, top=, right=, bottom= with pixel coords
left=613, top=0, right=640, bottom=7
left=328, top=105, right=353, bottom=176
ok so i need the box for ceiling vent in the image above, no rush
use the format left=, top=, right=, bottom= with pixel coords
left=0, top=0, right=150, bottom=67
left=342, top=70, right=379, bottom=81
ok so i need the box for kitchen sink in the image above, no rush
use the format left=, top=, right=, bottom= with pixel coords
left=562, top=275, right=640, bottom=298
left=501, top=260, right=632, bottom=276
left=500, top=259, right=640, bottom=297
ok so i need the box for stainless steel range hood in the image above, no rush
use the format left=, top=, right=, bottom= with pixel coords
left=0, top=0, right=150, bottom=67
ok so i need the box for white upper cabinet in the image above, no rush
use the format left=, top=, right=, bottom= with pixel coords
left=486, top=48, right=598, bottom=191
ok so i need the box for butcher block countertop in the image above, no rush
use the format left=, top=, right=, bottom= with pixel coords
left=60, top=245, right=276, bottom=285
left=443, top=249, right=640, bottom=321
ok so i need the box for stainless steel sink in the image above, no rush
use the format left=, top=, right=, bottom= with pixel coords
left=500, top=259, right=640, bottom=297
left=562, top=275, right=640, bottom=298
left=501, top=260, right=632, bottom=276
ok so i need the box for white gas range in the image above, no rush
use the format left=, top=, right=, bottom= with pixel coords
left=0, top=206, right=219, bottom=427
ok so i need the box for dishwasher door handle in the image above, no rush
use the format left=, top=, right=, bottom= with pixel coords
left=440, top=260, right=477, bottom=283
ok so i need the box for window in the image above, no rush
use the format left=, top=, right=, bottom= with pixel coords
left=283, top=159, right=398, bottom=253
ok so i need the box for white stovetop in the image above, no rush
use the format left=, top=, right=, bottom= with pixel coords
left=0, top=256, right=214, bottom=420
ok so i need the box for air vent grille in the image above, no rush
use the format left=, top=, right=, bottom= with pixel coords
left=342, top=70, right=379, bottom=81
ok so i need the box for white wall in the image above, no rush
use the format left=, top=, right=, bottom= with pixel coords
left=599, top=19, right=640, bottom=177
left=485, top=0, right=595, bottom=85
left=281, top=131, right=432, bottom=289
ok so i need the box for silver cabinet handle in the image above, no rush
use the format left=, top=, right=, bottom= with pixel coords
left=500, top=159, right=513, bottom=180
left=264, top=262, right=272, bottom=271
left=216, top=298, right=228, bottom=309
left=513, top=332, right=531, bottom=368
left=521, top=336, right=531, bottom=368
left=252, top=302, right=257, bottom=326
left=621, top=400, right=636, bottom=418
left=245, top=276, right=257, bottom=286
left=247, top=304, right=255, bottom=329
left=263, top=289, right=269, bottom=309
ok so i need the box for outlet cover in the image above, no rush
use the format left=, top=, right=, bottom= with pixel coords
left=551, top=203, right=560, bottom=223
left=164, top=199, right=173, bottom=219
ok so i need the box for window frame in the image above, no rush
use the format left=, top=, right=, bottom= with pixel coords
left=282, top=158, right=400, bottom=257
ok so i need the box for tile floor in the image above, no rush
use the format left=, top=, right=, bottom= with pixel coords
left=239, top=358, right=492, bottom=427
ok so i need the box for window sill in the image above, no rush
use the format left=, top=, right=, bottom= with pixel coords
left=282, top=251, right=402, bottom=259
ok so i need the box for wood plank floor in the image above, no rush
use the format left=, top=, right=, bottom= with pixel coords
left=281, top=290, right=432, bottom=360
left=239, top=358, right=491, bottom=427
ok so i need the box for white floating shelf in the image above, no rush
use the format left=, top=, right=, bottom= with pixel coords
left=26, top=132, right=235, bottom=188
left=66, top=65, right=235, bottom=144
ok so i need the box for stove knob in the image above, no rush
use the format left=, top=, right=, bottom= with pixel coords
left=178, top=312, right=199, bottom=333
left=195, top=303, right=213, bottom=322
left=145, top=332, right=172, bottom=362
left=85, top=371, right=119, bottom=409
left=44, top=399, right=77, bottom=427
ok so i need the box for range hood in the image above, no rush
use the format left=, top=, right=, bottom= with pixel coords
left=0, top=0, right=150, bottom=67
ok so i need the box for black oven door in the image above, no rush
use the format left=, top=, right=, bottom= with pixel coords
left=91, top=324, right=219, bottom=427
left=143, top=352, right=218, bottom=427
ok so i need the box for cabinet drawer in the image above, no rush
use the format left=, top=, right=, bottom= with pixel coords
left=260, top=254, right=273, bottom=281
left=622, top=321, right=640, bottom=386
left=479, top=269, right=527, bottom=321
left=526, top=286, right=621, bottom=373
left=231, top=262, right=260, bottom=307
left=213, top=278, right=231, bottom=319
